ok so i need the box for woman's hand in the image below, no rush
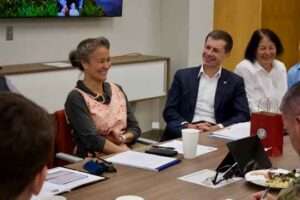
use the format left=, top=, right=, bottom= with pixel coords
left=119, top=143, right=130, bottom=152
left=108, top=129, right=125, bottom=145
left=103, top=139, right=130, bottom=154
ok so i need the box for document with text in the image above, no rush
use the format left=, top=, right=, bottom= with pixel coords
left=31, top=167, right=105, bottom=199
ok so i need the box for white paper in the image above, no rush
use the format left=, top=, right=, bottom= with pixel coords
left=178, top=169, right=242, bottom=188
left=31, top=194, right=66, bottom=200
left=106, top=150, right=179, bottom=171
left=210, top=122, right=250, bottom=141
left=32, top=167, right=104, bottom=199
left=43, top=62, right=71, bottom=68
left=159, top=140, right=217, bottom=157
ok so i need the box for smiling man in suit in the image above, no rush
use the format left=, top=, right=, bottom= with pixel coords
left=162, top=30, right=250, bottom=140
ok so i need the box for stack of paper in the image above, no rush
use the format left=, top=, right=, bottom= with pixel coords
left=158, top=140, right=217, bottom=157
left=106, top=150, right=180, bottom=171
left=210, top=122, right=250, bottom=141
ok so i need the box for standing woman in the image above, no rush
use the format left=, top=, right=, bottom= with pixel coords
left=65, top=37, right=141, bottom=157
left=234, top=29, right=287, bottom=112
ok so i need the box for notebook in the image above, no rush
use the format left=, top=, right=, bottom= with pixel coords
left=106, top=150, right=181, bottom=171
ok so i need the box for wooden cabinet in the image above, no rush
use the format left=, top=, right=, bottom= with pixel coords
left=214, top=0, right=300, bottom=70
left=1, top=55, right=169, bottom=113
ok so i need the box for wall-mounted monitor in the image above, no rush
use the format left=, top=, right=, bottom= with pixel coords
left=0, top=0, right=123, bottom=18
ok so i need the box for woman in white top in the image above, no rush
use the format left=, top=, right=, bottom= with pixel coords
left=234, top=29, right=287, bottom=112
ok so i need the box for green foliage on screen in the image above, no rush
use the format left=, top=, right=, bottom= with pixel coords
left=81, top=0, right=104, bottom=17
left=0, top=0, right=58, bottom=17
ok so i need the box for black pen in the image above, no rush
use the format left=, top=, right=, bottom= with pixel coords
left=95, top=154, right=112, bottom=164
left=152, top=145, right=175, bottom=150
left=260, top=188, right=270, bottom=200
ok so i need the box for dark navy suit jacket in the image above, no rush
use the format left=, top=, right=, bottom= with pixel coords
left=0, top=76, right=10, bottom=92
left=163, top=66, right=250, bottom=140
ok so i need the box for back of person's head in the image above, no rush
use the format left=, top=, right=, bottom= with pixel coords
left=205, top=30, right=233, bottom=53
left=0, top=93, right=54, bottom=200
left=244, top=28, right=284, bottom=63
left=281, top=82, right=300, bottom=116
left=69, top=37, right=110, bottom=71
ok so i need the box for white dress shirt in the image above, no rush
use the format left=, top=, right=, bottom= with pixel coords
left=234, top=59, right=287, bottom=113
left=192, top=66, right=222, bottom=123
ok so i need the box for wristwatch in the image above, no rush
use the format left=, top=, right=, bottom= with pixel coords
left=217, top=123, right=224, bottom=129
left=181, top=121, right=189, bottom=128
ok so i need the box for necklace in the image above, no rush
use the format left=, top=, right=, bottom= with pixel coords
left=95, top=93, right=105, bottom=103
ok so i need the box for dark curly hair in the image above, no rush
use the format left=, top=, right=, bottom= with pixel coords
left=69, top=36, right=110, bottom=71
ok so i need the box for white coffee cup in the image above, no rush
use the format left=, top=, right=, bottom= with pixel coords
left=115, top=195, right=144, bottom=200
left=181, top=128, right=199, bottom=159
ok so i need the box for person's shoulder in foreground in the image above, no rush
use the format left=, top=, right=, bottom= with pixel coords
left=251, top=82, right=300, bottom=200
left=0, top=92, right=54, bottom=200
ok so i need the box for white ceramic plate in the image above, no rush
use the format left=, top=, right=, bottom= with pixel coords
left=245, top=169, right=296, bottom=189
left=115, top=195, right=144, bottom=200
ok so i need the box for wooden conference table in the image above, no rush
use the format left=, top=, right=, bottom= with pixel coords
left=63, top=134, right=299, bottom=200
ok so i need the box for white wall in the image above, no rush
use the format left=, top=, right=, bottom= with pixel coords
left=0, top=0, right=161, bottom=65
left=188, top=0, right=214, bottom=66
left=161, top=0, right=189, bottom=78
left=0, top=0, right=214, bottom=132
left=0, top=0, right=162, bottom=132
left=160, top=0, right=214, bottom=79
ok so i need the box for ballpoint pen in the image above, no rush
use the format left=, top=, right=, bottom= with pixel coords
left=95, top=154, right=113, bottom=164
left=152, top=145, right=175, bottom=150
left=260, top=188, right=270, bottom=200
